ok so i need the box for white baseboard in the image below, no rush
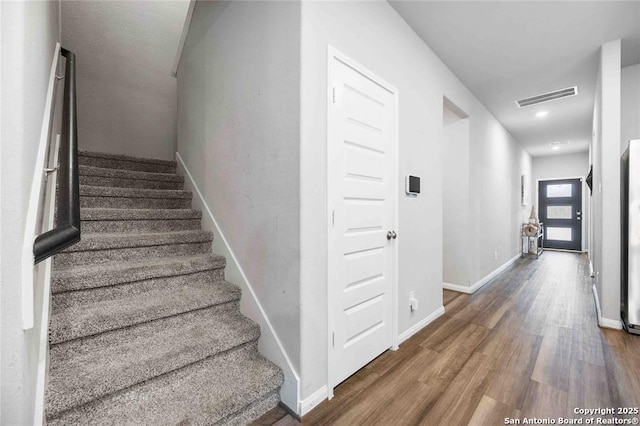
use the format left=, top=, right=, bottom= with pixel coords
left=442, top=281, right=473, bottom=294
left=591, top=284, right=622, bottom=330
left=300, top=385, right=328, bottom=416
left=398, top=306, right=445, bottom=344
left=589, top=261, right=594, bottom=277
left=443, top=254, right=521, bottom=295
left=176, top=153, right=301, bottom=413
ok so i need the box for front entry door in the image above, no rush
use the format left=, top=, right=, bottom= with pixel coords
left=538, top=178, right=582, bottom=251
left=328, top=50, right=396, bottom=389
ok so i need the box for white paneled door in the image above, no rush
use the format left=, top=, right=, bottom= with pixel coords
left=328, top=49, right=397, bottom=391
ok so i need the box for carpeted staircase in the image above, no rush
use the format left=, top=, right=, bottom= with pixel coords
left=46, top=150, right=284, bottom=425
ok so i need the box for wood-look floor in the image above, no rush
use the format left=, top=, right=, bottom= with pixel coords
left=302, top=251, right=640, bottom=425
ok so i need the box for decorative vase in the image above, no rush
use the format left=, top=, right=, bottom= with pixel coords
left=529, top=205, right=539, bottom=225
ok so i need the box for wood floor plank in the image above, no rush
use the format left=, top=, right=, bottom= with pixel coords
left=475, top=309, right=526, bottom=358
left=273, top=416, right=300, bottom=426
left=470, top=295, right=512, bottom=329
left=467, top=395, right=521, bottom=426
left=531, top=325, right=573, bottom=392
left=418, top=323, right=489, bottom=384
left=567, top=358, right=611, bottom=410
left=302, top=252, right=640, bottom=426
left=483, top=332, right=543, bottom=409
left=443, top=289, right=461, bottom=307
left=418, top=352, right=495, bottom=426
left=359, top=379, right=443, bottom=426
left=250, top=405, right=292, bottom=426
left=520, top=380, right=568, bottom=420
left=413, top=314, right=470, bottom=352
left=322, top=348, right=440, bottom=426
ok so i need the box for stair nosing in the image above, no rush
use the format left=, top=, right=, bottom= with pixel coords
left=79, top=150, right=177, bottom=167
left=80, top=208, right=202, bottom=221
left=80, top=185, right=192, bottom=199
left=58, top=230, right=212, bottom=253
left=79, top=165, right=184, bottom=182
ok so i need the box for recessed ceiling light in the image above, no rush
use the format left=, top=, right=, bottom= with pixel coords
left=536, top=111, right=548, bottom=118
left=549, top=140, right=570, bottom=151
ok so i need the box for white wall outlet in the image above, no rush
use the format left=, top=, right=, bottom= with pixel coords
left=494, top=251, right=498, bottom=260
left=409, top=291, right=419, bottom=312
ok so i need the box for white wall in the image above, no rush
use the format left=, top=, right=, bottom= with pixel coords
left=590, top=39, right=622, bottom=323
left=621, top=64, right=640, bottom=151
left=299, top=0, right=531, bottom=401
left=176, top=0, right=301, bottom=398
left=532, top=151, right=590, bottom=251
left=0, top=1, right=60, bottom=423
left=61, top=1, right=189, bottom=160
left=443, top=103, right=470, bottom=286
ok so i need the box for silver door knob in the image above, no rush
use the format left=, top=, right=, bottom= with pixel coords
left=392, top=231, right=397, bottom=239
left=387, top=231, right=397, bottom=240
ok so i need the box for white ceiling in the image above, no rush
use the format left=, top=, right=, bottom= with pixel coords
left=389, top=1, right=640, bottom=157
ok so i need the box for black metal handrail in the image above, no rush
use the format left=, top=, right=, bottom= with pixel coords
left=33, top=48, right=80, bottom=264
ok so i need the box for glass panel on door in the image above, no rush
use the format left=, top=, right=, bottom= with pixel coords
left=546, top=227, right=572, bottom=241
left=546, top=184, right=572, bottom=198
left=546, top=206, right=572, bottom=220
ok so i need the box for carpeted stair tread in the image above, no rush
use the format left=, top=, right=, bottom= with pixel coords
left=79, top=164, right=183, bottom=182
left=50, top=279, right=241, bottom=344
left=81, top=208, right=203, bottom=233
left=79, top=185, right=193, bottom=209
left=79, top=150, right=177, bottom=174
left=52, top=270, right=228, bottom=312
left=59, top=229, right=212, bottom=252
left=47, top=343, right=284, bottom=426
left=79, top=165, right=184, bottom=190
left=81, top=208, right=201, bottom=221
left=80, top=185, right=191, bottom=199
left=47, top=306, right=260, bottom=417
left=52, top=253, right=226, bottom=293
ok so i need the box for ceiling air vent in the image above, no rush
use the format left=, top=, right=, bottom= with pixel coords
left=515, top=86, right=578, bottom=108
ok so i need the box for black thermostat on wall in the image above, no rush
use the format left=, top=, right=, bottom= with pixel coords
left=406, top=175, right=420, bottom=195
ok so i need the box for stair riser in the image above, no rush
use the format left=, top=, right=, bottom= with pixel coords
left=80, top=196, right=191, bottom=209
left=82, top=219, right=201, bottom=234
left=80, top=175, right=183, bottom=190
left=54, top=242, right=212, bottom=268
left=52, top=270, right=226, bottom=310
left=49, top=296, right=241, bottom=345
left=47, top=303, right=259, bottom=417
left=79, top=156, right=176, bottom=174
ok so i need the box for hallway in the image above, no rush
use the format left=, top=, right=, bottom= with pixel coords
left=303, top=251, right=640, bottom=425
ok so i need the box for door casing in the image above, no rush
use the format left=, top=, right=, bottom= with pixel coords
left=326, top=45, right=399, bottom=399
